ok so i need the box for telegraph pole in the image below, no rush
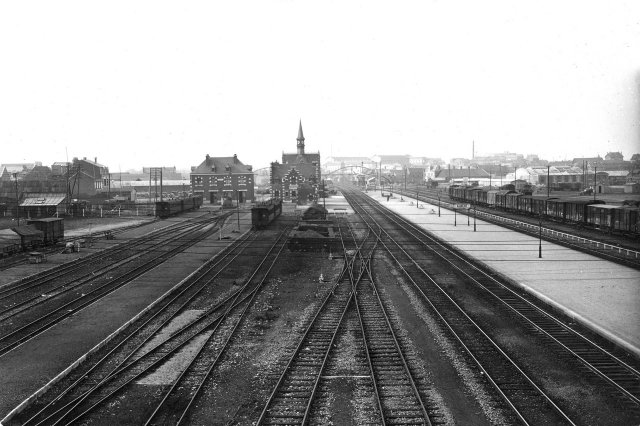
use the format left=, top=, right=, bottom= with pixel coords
left=594, top=167, right=597, bottom=201
left=12, top=173, right=19, bottom=225
left=322, top=179, right=326, bottom=209
left=547, top=165, right=550, bottom=197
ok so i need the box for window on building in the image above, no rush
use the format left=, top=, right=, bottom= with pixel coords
left=285, top=191, right=289, bottom=197
left=291, top=190, right=297, bottom=197
left=194, top=176, right=203, bottom=186
left=224, top=176, right=232, bottom=186
left=209, top=177, right=215, bottom=185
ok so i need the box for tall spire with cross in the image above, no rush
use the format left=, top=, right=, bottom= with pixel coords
left=296, top=120, right=305, bottom=155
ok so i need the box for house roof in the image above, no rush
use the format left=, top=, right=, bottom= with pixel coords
left=21, top=194, right=67, bottom=206
left=192, top=156, right=253, bottom=174
left=282, top=152, right=320, bottom=165
left=436, top=169, right=490, bottom=179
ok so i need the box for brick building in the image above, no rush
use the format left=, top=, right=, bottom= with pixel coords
left=270, top=122, right=321, bottom=204
left=190, top=154, right=254, bottom=204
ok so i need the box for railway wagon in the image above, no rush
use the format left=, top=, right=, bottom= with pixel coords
left=251, top=199, right=283, bottom=230
left=27, top=217, right=64, bottom=244
left=156, top=196, right=203, bottom=218
left=563, top=199, right=605, bottom=224
left=11, top=225, right=44, bottom=249
left=498, top=191, right=518, bottom=211
left=587, top=205, right=640, bottom=237
left=486, top=190, right=499, bottom=207
left=519, top=196, right=558, bottom=216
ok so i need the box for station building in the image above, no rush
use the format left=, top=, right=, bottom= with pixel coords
left=190, top=154, right=254, bottom=204
left=270, top=122, right=321, bottom=204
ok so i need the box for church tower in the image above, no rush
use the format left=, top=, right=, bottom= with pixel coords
left=297, top=120, right=305, bottom=155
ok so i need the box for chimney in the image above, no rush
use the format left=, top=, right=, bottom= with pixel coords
left=83, top=157, right=87, bottom=160
left=233, top=154, right=238, bottom=164
left=206, top=154, right=210, bottom=166
left=95, top=157, right=97, bottom=163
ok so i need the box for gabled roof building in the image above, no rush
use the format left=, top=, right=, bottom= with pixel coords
left=190, top=154, right=254, bottom=204
left=271, top=121, right=321, bottom=204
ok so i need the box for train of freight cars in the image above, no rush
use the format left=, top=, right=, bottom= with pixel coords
left=0, top=218, right=65, bottom=256
left=155, top=196, right=203, bottom=218
left=448, top=186, right=640, bottom=238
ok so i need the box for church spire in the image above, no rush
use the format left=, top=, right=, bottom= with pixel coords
left=296, top=120, right=305, bottom=155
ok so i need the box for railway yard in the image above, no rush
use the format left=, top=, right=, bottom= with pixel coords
left=0, top=189, right=639, bottom=426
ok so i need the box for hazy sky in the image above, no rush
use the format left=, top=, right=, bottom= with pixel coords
left=1, top=1, right=639, bottom=171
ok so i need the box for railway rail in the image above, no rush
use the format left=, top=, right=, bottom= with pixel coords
left=9, top=228, right=290, bottom=426
left=347, top=185, right=640, bottom=420
left=259, top=217, right=441, bottom=425
left=0, top=213, right=234, bottom=356
left=343, top=186, right=583, bottom=425
left=0, top=218, right=160, bottom=272
left=396, top=187, right=640, bottom=269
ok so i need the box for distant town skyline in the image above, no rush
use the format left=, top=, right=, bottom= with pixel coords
left=1, top=2, right=638, bottom=171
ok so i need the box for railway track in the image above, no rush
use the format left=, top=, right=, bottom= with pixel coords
left=356, top=187, right=640, bottom=409
left=11, top=228, right=290, bottom=426
left=0, top=213, right=234, bottom=356
left=259, top=217, right=441, bottom=425
left=343, top=186, right=582, bottom=425
left=398, top=187, right=640, bottom=269
left=0, top=218, right=160, bottom=272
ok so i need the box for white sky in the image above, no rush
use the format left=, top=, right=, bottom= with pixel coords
left=1, top=1, right=639, bottom=171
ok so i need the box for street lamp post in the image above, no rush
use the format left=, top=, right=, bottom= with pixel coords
left=538, top=204, right=543, bottom=258
left=467, top=205, right=470, bottom=226
left=454, top=205, right=457, bottom=226
left=474, top=204, right=477, bottom=232
left=438, top=190, right=441, bottom=217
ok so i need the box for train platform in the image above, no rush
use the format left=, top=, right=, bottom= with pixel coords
left=0, top=207, right=254, bottom=422
left=362, top=191, right=640, bottom=358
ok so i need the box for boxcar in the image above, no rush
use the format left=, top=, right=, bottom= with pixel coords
left=499, top=191, right=518, bottom=211
left=156, top=196, right=203, bottom=218
left=486, top=190, right=499, bottom=208
left=519, top=196, right=558, bottom=216
left=587, top=205, right=640, bottom=237
left=251, top=199, right=283, bottom=229
left=564, top=199, right=605, bottom=224
left=27, top=217, right=64, bottom=244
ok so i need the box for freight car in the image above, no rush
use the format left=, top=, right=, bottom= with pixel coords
left=155, top=195, right=203, bottom=218
left=587, top=205, right=640, bottom=237
left=251, top=199, right=283, bottom=229
left=27, top=217, right=64, bottom=244
left=447, top=185, right=639, bottom=237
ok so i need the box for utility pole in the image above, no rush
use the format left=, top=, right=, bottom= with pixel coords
left=12, top=173, right=19, bottom=225
left=160, top=168, right=163, bottom=202
left=76, top=162, right=82, bottom=203
left=237, top=190, right=240, bottom=230
left=594, top=167, right=597, bottom=201
left=547, top=165, right=550, bottom=197
left=322, top=179, right=326, bottom=209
